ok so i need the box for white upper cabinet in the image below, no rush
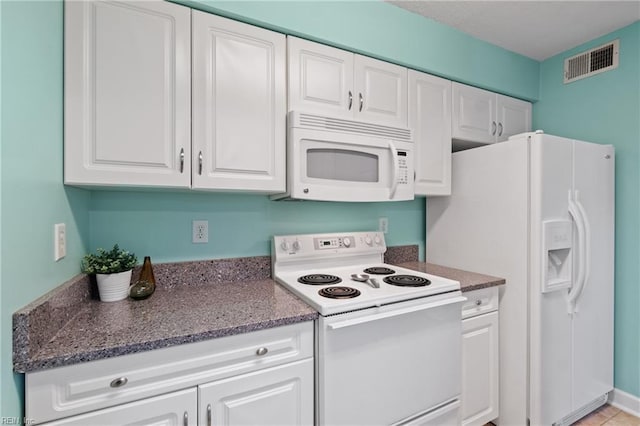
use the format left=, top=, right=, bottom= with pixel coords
left=409, top=70, right=452, bottom=196
left=288, top=36, right=408, bottom=127
left=354, top=55, right=408, bottom=126
left=64, top=0, right=191, bottom=188
left=452, top=82, right=531, bottom=146
left=191, top=11, right=286, bottom=193
left=287, top=37, right=354, bottom=117
left=497, top=95, right=532, bottom=142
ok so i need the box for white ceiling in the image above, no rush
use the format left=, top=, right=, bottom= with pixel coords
left=387, top=1, right=640, bottom=61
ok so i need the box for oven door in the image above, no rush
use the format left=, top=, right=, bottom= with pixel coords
left=317, top=292, right=465, bottom=426
left=288, top=127, right=414, bottom=202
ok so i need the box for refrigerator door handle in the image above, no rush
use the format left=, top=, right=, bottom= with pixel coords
left=567, top=191, right=586, bottom=314
left=569, top=191, right=591, bottom=312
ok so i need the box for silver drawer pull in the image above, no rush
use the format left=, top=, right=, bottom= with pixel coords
left=110, top=377, right=128, bottom=388
left=184, top=411, right=188, bottom=426
left=207, top=404, right=212, bottom=426
left=256, top=347, right=268, bottom=356
left=475, top=299, right=482, bottom=306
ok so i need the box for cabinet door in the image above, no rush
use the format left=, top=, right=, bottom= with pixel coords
left=452, top=83, right=496, bottom=144
left=64, top=0, right=191, bottom=188
left=409, top=71, right=451, bottom=196
left=287, top=36, right=354, bottom=117
left=192, top=11, right=286, bottom=192
left=199, top=358, right=313, bottom=426
left=496, top=95, right=532, bottom=142
left=354, top=55, right=408, bottom=126
left=461, top=311, right=499, bottom=426
left=41, top=388, right=197, bottom=426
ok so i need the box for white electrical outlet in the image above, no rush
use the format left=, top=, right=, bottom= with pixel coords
left=192, top=220, right=208, bottom=243
left=54, top=223, right=66, bottom=261
left=379, top=217, right=389, bottom=234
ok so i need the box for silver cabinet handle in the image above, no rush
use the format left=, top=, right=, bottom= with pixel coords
left=198, top=151, right=203, bottom=175
left=183, top=411, right=188, bottom=426
left=359, top=93, right=363, bottom=112
left=491, top=121, right=497, bottom=135
left=207, top=404, right=212, bottom=426
left=348, top=90, right=353, bottom=110
left=475, top=299, right=482, bottom=306
left=256, top=347, right=268, bottom=356
left=498, top=122, right=503, bottom=137
left=110, top=377, right=128, bottom=388
left=179, top=148, right=185, bottom=173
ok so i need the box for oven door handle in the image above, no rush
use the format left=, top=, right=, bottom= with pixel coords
left=327, top=296, right=466, bottom=330
left=388, top=140, right=399, bottom=199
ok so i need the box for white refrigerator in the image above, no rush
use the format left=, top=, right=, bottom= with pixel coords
left=426, top=132, right=614, bottom=426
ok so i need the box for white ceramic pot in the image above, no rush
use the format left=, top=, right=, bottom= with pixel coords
left=96, top=270, right=133, bottom=302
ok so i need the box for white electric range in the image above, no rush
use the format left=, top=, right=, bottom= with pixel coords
left=272, top=231, right=464, bottom=426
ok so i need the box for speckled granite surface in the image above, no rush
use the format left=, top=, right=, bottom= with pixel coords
left=13, top=256, right=315, bottom=373
left=394, top=261, right=505, bottom=292
left=383, top=245, right=419, bottom=265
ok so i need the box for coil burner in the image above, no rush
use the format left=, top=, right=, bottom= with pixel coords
left=383, top=275, right=431, bottom=287
left=297, top=274, right=342, bottom=285
left=318, top=286, right=361, bottom=299
left=363, top=267, right=396, bottom=275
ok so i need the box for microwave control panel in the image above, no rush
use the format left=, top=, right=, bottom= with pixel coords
left=398, top=151, right=409, bottom=184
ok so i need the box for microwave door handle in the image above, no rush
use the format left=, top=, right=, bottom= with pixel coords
left=388, top=141, right=399, bottom=199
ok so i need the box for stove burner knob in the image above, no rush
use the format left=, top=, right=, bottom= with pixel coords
left=343, top=238, right=351, bottom=247
left=374, top=235, right=382, bottom=245
left=292, top=240, right=301, bottom=251
left=364, top=236, right=373, bottom=246
left=280, top=241, right=290, bottom=251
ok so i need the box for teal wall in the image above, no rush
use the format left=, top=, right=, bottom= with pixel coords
left=177, top=0, right=540, bottom=101
left=534, top=22, right=640, bottom=397
left=0, top=0, right=90, bottom=417
left=90, top=193, right=424, bottom=262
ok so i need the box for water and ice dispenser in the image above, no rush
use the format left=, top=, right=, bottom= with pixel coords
left=542, top=220, right=573, bottom=293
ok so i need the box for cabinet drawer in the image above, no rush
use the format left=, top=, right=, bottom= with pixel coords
left=41, top=388, right=197, bottom=426
left=26, top=322, right=313, bottom=424
left=461, top=287, right=499, bottom=319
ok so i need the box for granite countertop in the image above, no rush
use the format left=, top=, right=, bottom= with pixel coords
left=396, top=262, right=505, bottom=293
left=13, top=257, right=317, bottom=373
left=14, top=247, right=504, bottom=373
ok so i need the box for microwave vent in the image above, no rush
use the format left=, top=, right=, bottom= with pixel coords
left=295, top=113, right=412, bottom=141
left=564, top=39, right=619, bottom=84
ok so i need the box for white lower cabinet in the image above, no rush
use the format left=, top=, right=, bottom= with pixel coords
left=461, top=287, right=500, bottom=426
left=199, top=359, right=313, bottom=425
left=26, top=322, right=313, bottom=425
left=41, top=388, right=197, bottom=425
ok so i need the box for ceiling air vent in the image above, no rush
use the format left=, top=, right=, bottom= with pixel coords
left=564, top=40, right=619, bottom=84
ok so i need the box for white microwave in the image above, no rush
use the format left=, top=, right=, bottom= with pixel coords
left=272, top=112, right=414, bottom=202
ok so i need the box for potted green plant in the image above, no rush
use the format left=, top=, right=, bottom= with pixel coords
left=82, top=244, right=137, bottom=302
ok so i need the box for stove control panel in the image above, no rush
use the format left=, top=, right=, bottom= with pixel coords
left=314, top=236, right=353, bottom=250
left=273, top=232, right=386, bottom=260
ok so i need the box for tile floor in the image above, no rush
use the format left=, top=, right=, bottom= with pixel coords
left=573, top=405, right=640, bottom=426
left=484, top=405, right=639, bottom=426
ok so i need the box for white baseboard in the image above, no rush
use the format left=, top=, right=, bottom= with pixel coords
left=609, top=388, right=640, bottom=417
